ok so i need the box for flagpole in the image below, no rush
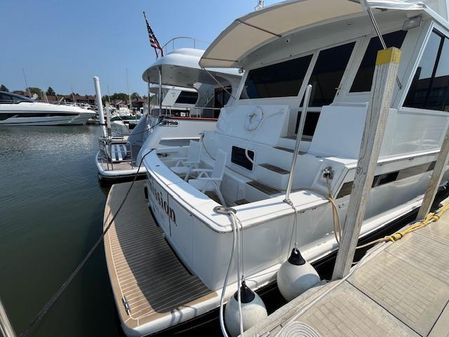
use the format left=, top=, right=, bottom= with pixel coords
left=143, top=11, right=163, bottom=58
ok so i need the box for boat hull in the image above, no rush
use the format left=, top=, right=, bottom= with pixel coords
left=0, top=103, right=95, bottom=125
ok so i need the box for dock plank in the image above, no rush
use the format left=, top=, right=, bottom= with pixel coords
left=244, top=208, right=449, bottom=337
left=348, top=250, right=449, bottom=336
left=298, top=282, right=418, bottom=337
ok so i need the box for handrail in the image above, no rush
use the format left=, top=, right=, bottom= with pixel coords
left=284, top=84, right=312, bottom=204
left=161, top=36, right=209, bottom=54
left=0, top=297, right=16, bottom=337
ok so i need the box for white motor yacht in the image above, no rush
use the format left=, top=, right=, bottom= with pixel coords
left=122, top=0, right=449, bottom=335
left=0, top=91, right=95, bottom=125
left=96, top=47, right=240, bottom=181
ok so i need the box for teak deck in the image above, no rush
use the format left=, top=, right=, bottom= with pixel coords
left=104, top=181, right=215, bottom=335
left=99, top=160, right=135, bottom=172
left=245, top=209, right=449, bottom=337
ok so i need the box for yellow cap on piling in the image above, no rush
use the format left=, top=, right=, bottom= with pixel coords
left=376, top=47, right=401, bottom=65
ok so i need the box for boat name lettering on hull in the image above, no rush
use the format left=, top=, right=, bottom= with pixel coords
left=149, top=178, right=176, bottom=224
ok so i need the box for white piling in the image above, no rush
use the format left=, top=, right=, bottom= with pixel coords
left=332, top=48, right=401, bottom=280
left=93, top=76, right=108, bottom=138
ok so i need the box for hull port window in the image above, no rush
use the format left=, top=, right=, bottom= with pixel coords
left=350, top=30, right=407, bottom=92
left=240, top=54, right=313, bottom=99
left=404, top=30, right=449, bottom=112
left=337, top=161, right=436, bottom=198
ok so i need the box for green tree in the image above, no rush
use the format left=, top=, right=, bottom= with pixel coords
left=27, top=87, right=43, bottom=98
left=131, top=92, right=141, bottom=100
left=46, top=86, right=56, bottom=96
left=110, top=93, right=129, bottom=102
left=0, top=84, right=9, bottom=92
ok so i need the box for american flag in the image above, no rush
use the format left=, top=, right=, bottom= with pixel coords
left=143, top=11, right=164, bottom=58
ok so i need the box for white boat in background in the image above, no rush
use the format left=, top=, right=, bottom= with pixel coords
left=96, top=47, right=240, bottom=181
left=108, top=0, right=449, bottom=335
left=0, top=91, right=95, bottom=125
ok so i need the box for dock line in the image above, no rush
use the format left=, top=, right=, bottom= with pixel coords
left=18, top=149, right=154, bottom=337
left=356, top=200, right=449, bottom=250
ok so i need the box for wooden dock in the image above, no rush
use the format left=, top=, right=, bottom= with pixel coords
left=103, top=181, right=216, bottom=336
left=244, top=205, right=449, bottom=337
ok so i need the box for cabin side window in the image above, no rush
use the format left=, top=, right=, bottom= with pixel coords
left=404, top=30, right=449, bottom=112
left=214, top=86, right=232, bottom=108
left=0, top=93, right=13, bottom=103
left=350, top=30, right=407, bottom=93
left=175, top=91, right=198, bottom=105
left=308, top=42, right=355, bottom=106
left=240, top=54, right=313, bottom=99
left=295, top=42, right=355, bottom=137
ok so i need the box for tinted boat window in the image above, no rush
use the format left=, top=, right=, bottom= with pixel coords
left=350, top=30, right=407, bottom=92
left=240, top=54, right=313, bottom=99
left=308, top=42, right=355, bottom=106
left=175, top=91, right=198, bottom=105
left=214, top=86, right=232, bottom=108
left=404, top=30, right=449, bottom=111
left=295, top=110, right=320, bottom=138
left=0, top=93, right=13, bottom=103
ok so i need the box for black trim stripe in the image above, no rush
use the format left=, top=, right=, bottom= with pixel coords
left=336, top=161, right=436, bottom=199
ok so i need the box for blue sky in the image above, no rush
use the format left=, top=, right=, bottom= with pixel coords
left=0, top=0, right=277, bottom=96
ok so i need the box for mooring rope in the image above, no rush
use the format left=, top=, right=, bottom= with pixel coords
left=19, top=149, right=154, bottom=337
left=356, top=199, right=449, bottom=250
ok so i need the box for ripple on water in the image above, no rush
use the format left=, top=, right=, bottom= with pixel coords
left=0, top=125, right=122, bottom=337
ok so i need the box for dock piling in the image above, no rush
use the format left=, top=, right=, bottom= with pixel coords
left=332, top=47, right=401, bottom=280
left=93, top=76, right=108, bottom=138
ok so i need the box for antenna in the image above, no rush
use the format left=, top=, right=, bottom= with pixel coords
left=255, top=0, right=264, bottom=10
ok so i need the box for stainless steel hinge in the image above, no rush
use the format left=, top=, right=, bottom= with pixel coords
left=122, top=296, right=131, bottom=315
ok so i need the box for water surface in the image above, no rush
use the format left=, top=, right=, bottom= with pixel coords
left=0, top=126, right=123, bottom=337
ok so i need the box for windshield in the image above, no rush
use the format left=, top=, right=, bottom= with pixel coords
left=0, top=92, right=33, bottom=103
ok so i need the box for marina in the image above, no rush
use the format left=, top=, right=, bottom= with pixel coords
left=3, top=0, right=449, bottom=336
left=1, top=124, right=447, bottom=337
